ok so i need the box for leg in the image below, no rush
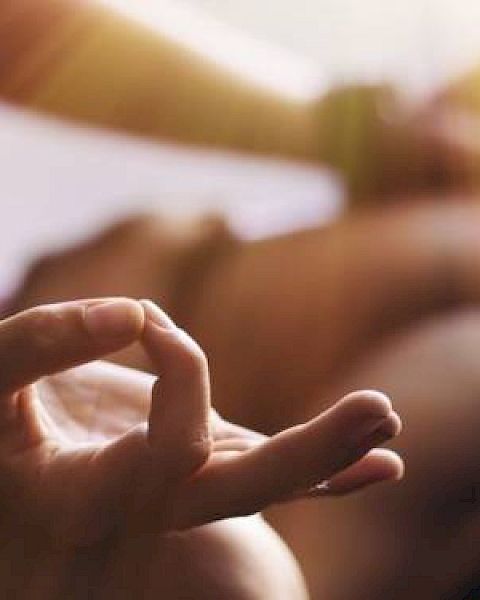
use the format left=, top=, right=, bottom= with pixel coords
left=266, top=309, right=480, bottom=599
left=185, top=198, right=480, bottom=431
left=0, top=515, right=308, bottom=599
left=129, top=516, right=308, bottom=600
left=10, top=199, right=480, bottom=431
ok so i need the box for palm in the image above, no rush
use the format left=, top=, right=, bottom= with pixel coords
left=40, top=361, right=259, bottom=448
left=39, top=361, right=270, bottom=526
left=0, top=363, right=276, bottom=600
left=3, top=360, right=268, bottom=541
left=38, top=362, right=152, bottom=443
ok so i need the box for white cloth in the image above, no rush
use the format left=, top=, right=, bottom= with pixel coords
left=0, top=103, right=343, bottom=295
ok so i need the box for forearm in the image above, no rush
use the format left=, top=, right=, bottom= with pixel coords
left=0, top=0, right=317, bottom=160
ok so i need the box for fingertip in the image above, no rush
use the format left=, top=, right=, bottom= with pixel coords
left=141, top=299, right=209, bottom=378
left=386, top=450, right=405, bottom=481
left=84, top=298, right=145, bottom=343
left=140, top=299, right=176, bottom=330
left=363, top=448, right=405, bottom=483
left=385, top=411, right=403, bottom=439
left=339, top=389, right=393, bottom=420
left=314, top=449, right=405, bottom=497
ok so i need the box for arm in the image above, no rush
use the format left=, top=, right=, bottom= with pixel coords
left=0, top=0, right=317, bottom=160
left=1, top=0, right=474, bottom=198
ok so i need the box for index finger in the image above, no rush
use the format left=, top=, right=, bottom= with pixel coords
left=140, top=300, right=212, bottom=481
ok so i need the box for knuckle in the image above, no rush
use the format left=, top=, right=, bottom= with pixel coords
left=185, top=436, right=212, bottom=472
left=26, top=305, right=70, bottom=350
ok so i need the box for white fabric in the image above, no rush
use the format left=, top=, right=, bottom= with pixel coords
left=0, top=103, right=343, bottom=294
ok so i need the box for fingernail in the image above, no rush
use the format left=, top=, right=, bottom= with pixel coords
left=84, top=299, right=143, bottom=339
left=361, top=413, right=402, bottom=447
left=140, top=299, right=175, bottom=329
left=376, top=412, right=402, bottom=438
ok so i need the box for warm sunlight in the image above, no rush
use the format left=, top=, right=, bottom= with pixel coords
left=99, top=0, right=323, bottom=101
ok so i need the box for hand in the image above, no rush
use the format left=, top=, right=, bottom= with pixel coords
left=0, top=298, right=403, bottom=596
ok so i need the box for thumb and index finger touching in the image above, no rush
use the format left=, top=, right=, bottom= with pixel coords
left=0, top=298, right=212, bottom=476
left=0, top=297, right=212, bottom=543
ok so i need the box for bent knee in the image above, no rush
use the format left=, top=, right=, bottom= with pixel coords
left=149, top=516, right=308, bottom=600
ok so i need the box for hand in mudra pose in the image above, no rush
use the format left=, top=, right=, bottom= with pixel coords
left=0, top=298, right=402, bottom=598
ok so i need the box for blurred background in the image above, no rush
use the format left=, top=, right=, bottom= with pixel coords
left=180, top=0, right=480, bottom=93
left=2, top=0, right=480, bottom=289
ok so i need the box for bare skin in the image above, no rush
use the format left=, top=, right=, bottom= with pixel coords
left=268, top=310, right=480, bottom=599
left=12, top=199, right=480, bottom=427
left=186, top=198, right=480, bottom=430
left=9, top=198, right=480, bottom=598
left=2, top=0, right=479, bottom=202
left=0, top=298, right=402, bottom=599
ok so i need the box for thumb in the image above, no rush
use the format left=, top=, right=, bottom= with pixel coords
left=0, top=298, right=145, bottom=398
